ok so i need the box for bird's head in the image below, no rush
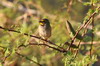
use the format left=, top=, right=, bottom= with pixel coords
left=39, top=19, right=50, bottom=26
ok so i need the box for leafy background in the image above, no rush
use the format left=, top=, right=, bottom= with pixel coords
left=0, top=0, right=100, bottom=66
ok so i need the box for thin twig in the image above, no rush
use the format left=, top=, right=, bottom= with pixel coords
left=67, top=6, right=100, bottom=51
left=74, top=41, right=100, bottom=45
left=69, top=28, right=88, bottom=64
left=71, top=6, right=100, bottom=62
left=73, top=29, right=88, bottom=60
left=2, top=54, right=11, bottom=64
left=67, top=0, right=73, bottom=12
left=0, top=26, right=66, bottom=51
left=67, top=6, right=100, bottom=64
left=17, top=43, right=67, bottom=53
left=90, top=13, right=94, bottom=58
left=0, top=46, right=6, bottom=49
left=15, top=43, right=67, bottom=66
left=89, top=3, right=95, bottom=58
left=29, top=43, right=67, bottom=52
left=15, top=52, right=42, bottom=66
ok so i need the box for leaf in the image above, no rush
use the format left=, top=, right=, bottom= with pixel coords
left=66, top=20, right=83, bottom=40
left=83, top=2, right=91, bottom=6
left=20, top=22, right=28, bottom=33
left=95, top=7, right=99, bottom=13
left=66, top=20, right=76, bottom=37
left=32, top=56, right=38, bottom=63
left=4, top=48, right=10, bottom=57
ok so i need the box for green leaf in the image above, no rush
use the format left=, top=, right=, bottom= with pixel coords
left=20, top=22, right=28, bottom=33
left=95, top=7, right=99, bottom=13
left=66, top=20, right=83, bottom=40
left=83, top=2, right=91, bottom=6
left=4, top=48, right=10, bottom=57
left=32, top=56, right=38, bottom=63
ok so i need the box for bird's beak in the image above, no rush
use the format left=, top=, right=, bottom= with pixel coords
left=39, top=21, right=44, bottom=26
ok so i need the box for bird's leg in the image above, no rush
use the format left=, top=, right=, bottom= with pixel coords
left=44, top=38, right=48, bottom=44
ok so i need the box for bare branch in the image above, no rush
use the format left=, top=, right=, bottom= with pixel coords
left=29, top=43, right=67, bottom=52
left=66, top=6, right=100, bottom=51
left=74, top=41, right=100, bottom=45
left=15, top=52, right=42, bottom=66
left=0, top=26, right=67, bottom=52
left=17, top=43, right=67, bottom=53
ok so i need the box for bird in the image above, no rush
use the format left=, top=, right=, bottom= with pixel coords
left=38, top=18, right=51, bottom=55
left=38, top=18, right=51, bottom=41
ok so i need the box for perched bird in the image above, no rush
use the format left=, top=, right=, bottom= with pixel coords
left=38, top=19, right=51, bottom=40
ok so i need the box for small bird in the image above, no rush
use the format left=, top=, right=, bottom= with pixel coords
left=38, top=18, right=51, bottom=40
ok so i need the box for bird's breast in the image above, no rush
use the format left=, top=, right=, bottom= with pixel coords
left=38, top=25, right=51, bottom=39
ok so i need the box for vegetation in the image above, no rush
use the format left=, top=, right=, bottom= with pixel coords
left=0, top=0, right=100, bottom=66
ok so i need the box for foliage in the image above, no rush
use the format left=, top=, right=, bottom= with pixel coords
left=0, top=0, right=100, bottom=66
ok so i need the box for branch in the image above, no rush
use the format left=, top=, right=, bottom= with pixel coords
left=0, top=46, right=6, bottom=49
left=90, top=4, right=95, bottom=58
left=15, top=52, right=42, bottom=66
left=70, top=6, right=100, bottom=62
left=17, top=43, right=67, bottom=53
left=0, top=26, right=67, bottom=52
left=0, top=26, right=52, bottom=44
left=29, top=43, right=67, bottom=52
left=67, top=0, right=73, bottom=12
left=15, top=43, right=67, bottom=65
left=74, top=41, right=100, bottom=45
left=66, top=6, right=100, bottom=50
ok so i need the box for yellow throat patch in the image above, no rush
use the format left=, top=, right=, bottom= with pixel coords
left=39, top=22, right=44, bottom=26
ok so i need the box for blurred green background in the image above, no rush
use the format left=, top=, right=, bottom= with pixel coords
left=0, top=0, right=100, bottom=66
